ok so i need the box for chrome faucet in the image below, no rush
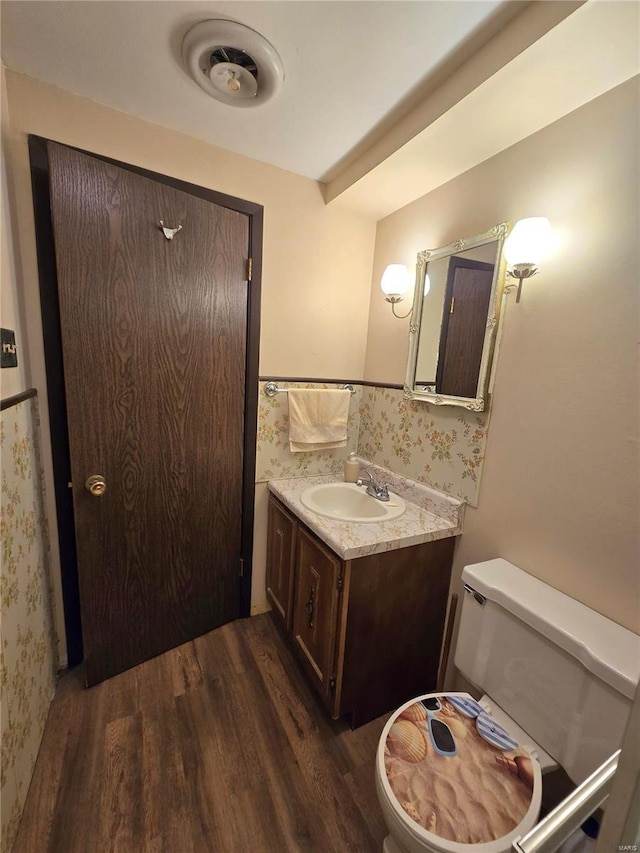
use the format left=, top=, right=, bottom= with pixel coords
left=356, top=469, right=391, bottom=502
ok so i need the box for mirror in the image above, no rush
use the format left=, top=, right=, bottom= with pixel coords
left=404, top=223, right=510, bottom=411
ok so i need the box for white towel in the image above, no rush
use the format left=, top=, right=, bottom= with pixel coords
left=288, top=388, right=351, bottom=453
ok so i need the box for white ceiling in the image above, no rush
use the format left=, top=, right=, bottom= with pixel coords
left=1, top=1, right=637, bottom=219
left=331, top=0, right=640, bottom=218
left=0, top=0, right=503, bottom=179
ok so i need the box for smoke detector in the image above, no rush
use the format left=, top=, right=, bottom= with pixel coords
left=182, top=19, right=284, bottom=108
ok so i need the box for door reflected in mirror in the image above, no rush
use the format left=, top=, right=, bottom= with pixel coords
left=406, top=223, right=510, bottom=411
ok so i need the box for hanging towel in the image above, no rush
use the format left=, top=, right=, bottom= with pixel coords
left=288, top=388, right=351, bottom=453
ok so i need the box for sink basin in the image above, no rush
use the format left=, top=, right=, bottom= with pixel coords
left=300, top=482, right=406, bottom=523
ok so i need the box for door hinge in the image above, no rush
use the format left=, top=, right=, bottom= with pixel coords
left=329, top=675, right=337, bottom=690
left=246, top=258, right=253, bottom=281
left=240, top=558, right=244, bottom=578
left=450, top=296, right=455, bottom=314
left=336, top=570, right=343, bottom=593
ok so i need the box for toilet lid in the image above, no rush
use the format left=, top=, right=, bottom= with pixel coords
left=379, top=692, right=541, bottom=851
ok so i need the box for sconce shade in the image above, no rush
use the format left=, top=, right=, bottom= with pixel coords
left=504, top=217, right=553, bottom=266
left=380, top=264, right=411, bottom=299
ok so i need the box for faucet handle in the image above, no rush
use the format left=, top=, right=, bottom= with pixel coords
left=356, top=470, right=374, bottom=487
left=365, top=481, right=392, bottom=501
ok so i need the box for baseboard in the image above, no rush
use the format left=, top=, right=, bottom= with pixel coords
left=250, top=602, right=272, bottom=617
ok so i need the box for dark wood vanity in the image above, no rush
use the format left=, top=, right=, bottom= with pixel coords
left=266, top=494, right=456, bottom=727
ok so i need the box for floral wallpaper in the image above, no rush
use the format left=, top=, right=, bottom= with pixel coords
left=257, top=382, right=489, bottom=507
left=358, top=387, right=489, bottom=507
left=1, top=396, right=58, bottom=852
left=256, top=381, right=362, bottom=481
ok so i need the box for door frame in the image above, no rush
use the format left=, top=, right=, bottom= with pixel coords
left=28, top=135, right=263, bottom=667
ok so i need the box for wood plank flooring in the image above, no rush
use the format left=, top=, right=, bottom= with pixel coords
left=13, top=614, right=389, bottom=853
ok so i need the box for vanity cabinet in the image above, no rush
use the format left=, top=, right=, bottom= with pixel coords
left=292, top=527, right=343, bottom=703
left=266, top=494, right=455, bottom=728
left=266, top=498, right=297, bottom=630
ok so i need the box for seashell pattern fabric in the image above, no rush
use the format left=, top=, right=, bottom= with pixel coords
left=384, top=694, right=537, bottom=844
left=387, top=720, right=427, bottom=763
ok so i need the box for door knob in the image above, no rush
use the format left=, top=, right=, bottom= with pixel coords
left=85, top=475, right=107, bottom=496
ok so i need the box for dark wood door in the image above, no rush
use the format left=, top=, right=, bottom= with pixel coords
left=266, top=497, right=297, bottom=630
left=48, top=142, right=249, bottom=685
left=437, top=257, right=494, bottom=398
left=292, top=527, right=342, bottom=707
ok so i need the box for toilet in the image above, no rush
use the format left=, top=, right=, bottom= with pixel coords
left=375, top=558, right=640, bottom=853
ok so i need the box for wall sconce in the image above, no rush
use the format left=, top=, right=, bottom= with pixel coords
left=504, top=217, right=553, bottom=303
left=381, top=264, right=413, bottom=319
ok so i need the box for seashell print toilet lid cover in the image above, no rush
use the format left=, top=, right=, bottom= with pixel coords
left=383, top=693, right=539, bottom=845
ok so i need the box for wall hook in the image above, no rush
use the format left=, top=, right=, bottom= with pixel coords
left=159, top=221, right=183, bottom=240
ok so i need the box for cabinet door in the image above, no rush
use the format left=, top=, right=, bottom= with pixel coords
left=292, top=527, right=342, bottom=707
left=266, top=498, right=297, bottom=631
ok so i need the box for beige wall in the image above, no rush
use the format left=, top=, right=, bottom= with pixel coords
left=5, top=70, right=376, bottom=379
left=1, top=67, right=27, bottom=397
left=365, top=77, right=639, bottom=636
left=2, top=70, right=377, bottom=654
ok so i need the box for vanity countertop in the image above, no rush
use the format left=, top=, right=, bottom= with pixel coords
left=268, top=470, right=464, bottom=560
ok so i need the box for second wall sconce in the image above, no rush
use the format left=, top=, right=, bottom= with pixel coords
left=381, top=263, right=413, bottom=319
left=504, top=217, right=554, bottom=303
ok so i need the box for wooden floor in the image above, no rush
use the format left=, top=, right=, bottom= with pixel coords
left=13, top=614, right=389, bottom=853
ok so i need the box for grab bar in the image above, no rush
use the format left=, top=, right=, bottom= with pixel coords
left=512, top=750, right=620, bottom=853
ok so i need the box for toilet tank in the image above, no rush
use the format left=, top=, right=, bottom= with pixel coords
left=454, top=559, right=640, bottom=784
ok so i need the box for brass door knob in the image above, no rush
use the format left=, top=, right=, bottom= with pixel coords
left=85, top=475, right=107, bottom=496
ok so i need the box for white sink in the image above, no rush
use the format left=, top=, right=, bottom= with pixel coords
left=300, top=482, right=405, bottom=523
